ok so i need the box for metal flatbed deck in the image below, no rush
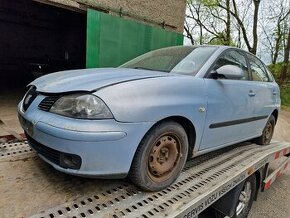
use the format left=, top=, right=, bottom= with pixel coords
left=0, top=141, right=289, bottom=218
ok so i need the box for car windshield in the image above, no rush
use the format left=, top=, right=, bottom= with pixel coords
left=119, top=46, right=218, bottom=75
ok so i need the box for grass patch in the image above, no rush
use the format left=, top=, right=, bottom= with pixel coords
left=280, top=84, right=290, bottom=107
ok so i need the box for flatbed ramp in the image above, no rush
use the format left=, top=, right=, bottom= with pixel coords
left=0, top=141, right=289, bottom=218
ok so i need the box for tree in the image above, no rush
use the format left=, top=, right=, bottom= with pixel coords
left=185, top=0, right=232, bottom=45
left=184, top=20, right=195, bottom=45
left=260, top=0, right=290, bottom=65
left=225, top=0, right=231, bottom=45
left=185, top=0, right=263, bottom=54
left=280, top=28, right=290, bottom=82
left=184, top=0, right=290, bottom=83
left=217, top=0, right=261, bottom=54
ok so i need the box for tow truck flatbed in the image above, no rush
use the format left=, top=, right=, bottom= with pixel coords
left=0, top=141, right=289, bottom=218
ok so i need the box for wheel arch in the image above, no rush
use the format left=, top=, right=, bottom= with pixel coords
left=147, top=116, right=196, bottom=159
left=128, top=115, right=196, bottom=190
left=271, top=109, right=279, bottom=124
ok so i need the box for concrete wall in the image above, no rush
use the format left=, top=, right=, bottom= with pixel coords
left=35, top=0, right=186, bottom=33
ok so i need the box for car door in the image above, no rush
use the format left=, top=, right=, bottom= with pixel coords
left=246, top=54, right=278, bottom=136
left=199, top=49, right=258, bottom=151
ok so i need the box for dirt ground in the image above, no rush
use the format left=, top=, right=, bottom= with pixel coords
left=0, top=90, right=24, bottom=137
left=0, top=93, right=289, bottom=217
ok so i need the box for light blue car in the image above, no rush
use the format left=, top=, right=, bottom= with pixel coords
left=18, top=46, right=280, bottom=191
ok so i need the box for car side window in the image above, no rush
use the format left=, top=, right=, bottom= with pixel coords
left=263, top=65, right=274, bottom=82
left=247, top=55, right=270, bottom=82
left=213, top=50, right=250, bottom=80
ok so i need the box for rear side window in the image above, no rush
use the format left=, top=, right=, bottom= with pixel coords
left=213, top=50, right=250, bottom=80
left=263, top=65, right=274, bottom=82
left=247, top=55, right=270, bottom=82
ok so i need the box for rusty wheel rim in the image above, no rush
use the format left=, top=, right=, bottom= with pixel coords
left=147, top=134, right=182, bottom=182
left=264, top=121, right=273, bottom=143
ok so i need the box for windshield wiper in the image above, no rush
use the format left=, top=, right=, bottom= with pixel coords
left=134, top=67, right=155, bottom=71
left=134, top=67, right=169, bottom=72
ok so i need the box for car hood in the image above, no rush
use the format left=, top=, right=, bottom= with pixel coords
left=30, top=68, right=170, bottom=93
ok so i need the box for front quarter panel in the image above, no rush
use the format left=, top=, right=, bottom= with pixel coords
left=95, top=76, right=208, bottom=150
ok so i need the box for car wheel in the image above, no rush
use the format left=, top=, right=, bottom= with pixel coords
left=215, top=175, right=257, bottom=218
left=129, top=121, right=188, bottom=191
left=255, top=115, right=275, bottom=145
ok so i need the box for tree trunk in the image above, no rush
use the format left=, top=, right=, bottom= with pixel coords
left=272, top=16, right=285, bottom=65
left=280, top=28, right=290, bottom=83
left=272, top=35, right=281, bottom=65
left=224, top=0, right=252, bottom=52
left=197, top=5, right=203, bottom=45
left=251, top=0, right=261, bottom=55
left=272, top=21, right=282, bottom=65
left=184, top=25, right=195, bottom=45
left=225, top=0, right=231, bottom=45
left=200, top=24, right=203, bottom=44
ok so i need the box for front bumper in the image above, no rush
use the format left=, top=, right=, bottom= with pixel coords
left=18, top=96, right=154, bottom=178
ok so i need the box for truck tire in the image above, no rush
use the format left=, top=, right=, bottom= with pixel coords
left=215, top=175, right=257, bottom=218
left=255, top=115, right=275, bottom=145
left=129, top=121, right=188, bottom=191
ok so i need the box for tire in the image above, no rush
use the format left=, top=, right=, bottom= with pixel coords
left=254, top=115, right=275, bottom=145
left=215, top=175, right=257, bottom=218
left=129, top=121, right=189, bottom=191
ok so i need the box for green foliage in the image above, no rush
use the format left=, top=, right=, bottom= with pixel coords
left=207, top=32, right=236, bottom=46
left=193, top=0, right=219, bottom=7
left=268, top=63, right=283, bottom=81
left=280, top=84, right=290, bottom=107
left=268, top=63, right=290, bottom=106
left=268, top=62, right=290, bottom=82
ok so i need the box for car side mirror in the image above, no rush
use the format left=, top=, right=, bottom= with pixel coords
left=212, top=65, right=244, bottom=80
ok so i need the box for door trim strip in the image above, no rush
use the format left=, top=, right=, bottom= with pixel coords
left=209, top=115, right=268, bottom=129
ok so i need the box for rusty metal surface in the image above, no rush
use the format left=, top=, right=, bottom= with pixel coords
left=0, top=141, right=32, bottom=159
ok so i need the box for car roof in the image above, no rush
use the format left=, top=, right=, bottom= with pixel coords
left=180, top=45, right=261, bottom=61
left=172, top=45, right=248, bottom=53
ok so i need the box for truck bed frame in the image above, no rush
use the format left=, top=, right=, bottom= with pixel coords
left=1, top=140, right=289, bottom=218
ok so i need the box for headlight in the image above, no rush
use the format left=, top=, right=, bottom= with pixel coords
left=50, top=94, right=113, bottom=119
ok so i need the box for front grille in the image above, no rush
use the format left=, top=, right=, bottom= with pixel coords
left=38, top=96, right=60, bottom=111
left=26, top=133, right=61, bottom=165
left=23, top=86, right=38, bottom=111
left=26, top=133, right=81, bottom=170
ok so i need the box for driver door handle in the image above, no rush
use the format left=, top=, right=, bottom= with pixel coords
left=248, top=90, right=256, bottom=97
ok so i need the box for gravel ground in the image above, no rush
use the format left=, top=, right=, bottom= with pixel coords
left=249, top=109, right=290, bottom=218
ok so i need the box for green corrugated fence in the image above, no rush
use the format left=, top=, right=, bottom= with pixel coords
left=86, top=9, right=184, bottom=68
